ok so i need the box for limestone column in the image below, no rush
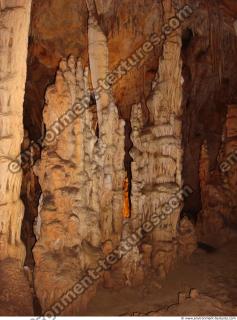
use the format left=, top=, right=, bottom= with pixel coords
left=86, top=0, right=143, bottom=288
left=0, top=0, right=32, bottom=264
left=86, top=0, right=125, bottom=246
left=33, top=56, right=101, bottom=315
left=130, top=0, right=184, bottom=278
left=0, top=1, right=33, bottom=316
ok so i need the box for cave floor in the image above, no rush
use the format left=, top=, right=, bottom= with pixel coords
left=84, top=240, right=237, bottom=316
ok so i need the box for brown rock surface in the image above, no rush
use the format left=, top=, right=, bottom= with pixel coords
left=177, top=216, right=197, bottom=260
left=197, top=105, right=237, bottom=246
left=1, top=0, right=237, bottom=316
left=0, top=259, right=33, bottom=316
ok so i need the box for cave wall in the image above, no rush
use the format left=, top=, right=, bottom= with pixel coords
left=182, top=1, right=237, bottom=217
left=197, top=105, right=237, bottom=246
left=19, top=0, right=237, bottom=314
left=0, top=0, right=236, bottom=316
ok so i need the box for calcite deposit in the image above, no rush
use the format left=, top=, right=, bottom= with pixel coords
left=130, top=0, right=184, bottom=279
left=1, top=0, right=237, bottom=317
left=34, top=1, right=140, bottom=313
left=0, top=0, right=33, bottom=315
left=33, top=55, right=102, bottom=314
left=0, top=0, right=31, bottom=264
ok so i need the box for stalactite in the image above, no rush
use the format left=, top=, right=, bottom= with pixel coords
left=87, top=0, right=111, bottom=129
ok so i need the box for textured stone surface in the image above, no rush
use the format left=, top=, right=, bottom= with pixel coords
left=24, top=0, right=162, bottom=140
left=21, top=129, right=40, bottom=267
left=125, top=293, right=237, bottom=316
left=20, top=0, right=237, bottom=267
left=1, top=0, right=237, bottom=316
left=177, top=217, right=197, bottom=260
left=182, top=1, right=237, bottom=216
left=33, top=55, right=101, bottom=314
left=20, top=0, right=237, bottom=224
left=0, top=0, right=31, bottom=262
left=0, top=259, right=33, bottom=316
left=197, top=105, right=237, bottom=246
left=87, top=1, right=125, bottom=245
left=130, top=0, right=183, bottom=279
left=33, top=2, right=141, bottom=313
left=0, top=0, right=33, bottom=315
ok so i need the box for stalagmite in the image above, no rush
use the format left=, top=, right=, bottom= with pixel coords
left=33, top=56, right=102, bottom=315
left=86, top=0, right=143, bottom=289
left=130, top=0, right=184, bottom=278
left=0, top=0, right=33, bottom=315
left=0, top=0, right=31, bottom=264
left=34, top=1, right=146, bottom=313
left=87, top=0, right=125, bottom=245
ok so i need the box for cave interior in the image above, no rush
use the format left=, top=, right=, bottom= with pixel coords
left=1, top=0, right=237, bottom=316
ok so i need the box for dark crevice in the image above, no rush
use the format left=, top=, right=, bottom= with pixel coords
left=182, top=28, right=194, bottom=51
left=95, top=123, right=100, bottom=138
left=181, top=28, right=202, bottom=223
left=20, top=5, right=45, bottom=313
left=124, top=120, right=133, bottom=216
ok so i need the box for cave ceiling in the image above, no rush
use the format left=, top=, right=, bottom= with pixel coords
left=25, top=0, right=237, bottom=140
